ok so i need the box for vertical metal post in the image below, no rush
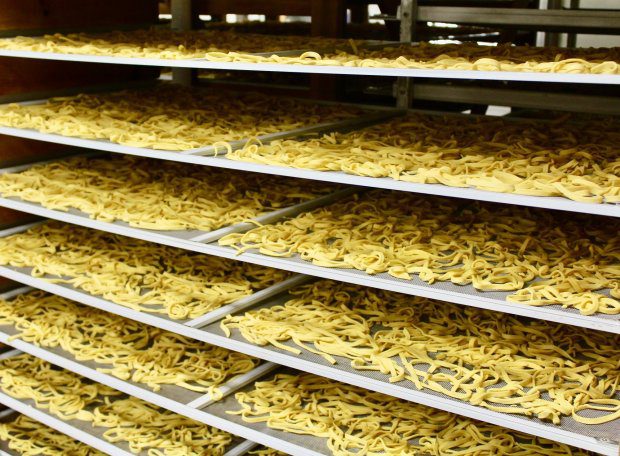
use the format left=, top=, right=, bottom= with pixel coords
left=171, top=0, right=192, bottom=86
left=566, top=0, right=580, bottom=48
left=544, top=0, right=562, bottom=47
left=395, top=0, right=416, bottom=109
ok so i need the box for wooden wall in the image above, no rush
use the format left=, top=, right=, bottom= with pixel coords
left=0, top=0, right=159, bottom=231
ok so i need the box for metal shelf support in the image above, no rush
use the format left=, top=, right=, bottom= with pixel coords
left=396, top=0, right=417, bottom=109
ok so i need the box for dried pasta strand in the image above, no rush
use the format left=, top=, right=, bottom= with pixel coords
left=0, top=221, right=291, bottom=320
left=219, top=190, right=620, bottom=316
left=0, top=85, right=363, bottom=151
left=0, top=155, right=340, bottom=231
left=0, top=414, right=103, bottom=456
left=231, top=372, right=593, bottom=455
left=228, top=113, right=620, bottom=204
left=223, top=279, right=620, bottom=425
left=0, top=30, right=617, bottom=74
left=316, top=42, right=620, bottom=74
left=0, top=290, right=259, bottom=395
left=249, top=447, right=287, bottom=456
left=0, top=354, right=233, bottom=455
left=0, top=29, right=358, bottom=60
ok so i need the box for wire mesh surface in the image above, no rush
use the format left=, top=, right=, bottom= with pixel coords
left=202, top=295, right=620, bottom=444
left=203, top=373, right=331, bottom=456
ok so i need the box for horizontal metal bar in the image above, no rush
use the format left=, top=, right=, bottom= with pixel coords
left=0, top=286, right=33, bottom=301
left=189, top=188, right=359, bottom=244
left=0, top=408, right=17, bottom=420
left=417, top=7, right=620, bottom=32
left=0, top=221, right=45, bottom=238
left=0, top=50, right=617, bottom=84
left=224, top=440, right=259, bottom=456
left=0, top=349, right=21, bottom=361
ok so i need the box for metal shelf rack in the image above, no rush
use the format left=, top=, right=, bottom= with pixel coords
left=1, top=126, right=619, bottom=217
left=0, top=286, right=617, bottom=455
left=0, top=0, right=619, bottom=454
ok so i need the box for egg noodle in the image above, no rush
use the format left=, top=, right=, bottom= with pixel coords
left=229, top=113, right=620, bottom=204
left=0, top=29, right=356, bottom=60
left=219, top=191, right=620, bottom=316
left=0, top=85, right=362, bottom=151
left=231, top=372, right=592, bottom=455
left=0, top=29, right=617, bottom=74
left=223, top=280, right=620, bottom=425
left=0, top=222, right=290, bottom=320
left=0, top=155, right=339, bottom=231
left=0, top=414, right=103, bottom=456
left=317, top=42, right=620, bottom=74
left=0, top=290, right=259, bottom=395
left=0, top=354, right=233, bottom=455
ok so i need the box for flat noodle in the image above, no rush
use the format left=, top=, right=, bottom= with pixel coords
left=223, top=280, right=620, bottom=425
left=219, top=190, right=620, bottom=316
left=228, top=113, right=620, bottom=204
left=0, top=222, right=291, bottom=320
left=318, top=42, right=620, bottom=74
left=0, top=85, right=363, bottom=151
left=0, top=354, right=120, bottom=421
left=0, top=354, right=233, bottom=455
left=0, top=290, right=259, bottom=395
left=249, top=447, right=286, bottom=456
left=0, top=29, right=356, bottom=59
left=231, top=372, right=593, bottom=455
left=0, top=155, right=339, bottom=231
left=0, top=30, right=617, bottom=74
left=0, top=414, right=103, bottom=456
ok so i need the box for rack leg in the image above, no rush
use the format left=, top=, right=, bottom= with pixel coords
left=395, top=0, right=416, bottom=109
left=171, top=0, right=192, bottom=86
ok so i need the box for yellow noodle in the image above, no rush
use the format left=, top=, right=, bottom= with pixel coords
left=0, top=414, right=103, bottom=456
left=228, top=113, right=620, bottom=204
left=0, top=354, right=232, bottom=455
left=219, top=191, right=620, bottom=315
left=0, top=29, right=356, bottom=60
left=0, top=155, right=339, bottom=231
left=0, top=354, right=120, bottom=421
left=223, top=280, right=620, bottom=424
left=0, top=222, right=291, bottom=319
left=0, top=31, right=616, bottom=74
left=231, top=372, right=592, bottom=455
left=316, top=42, right=620, bottom=74
left=0, top=290, right=259, bottom=395
left=0, top=85, right=363, bottom=151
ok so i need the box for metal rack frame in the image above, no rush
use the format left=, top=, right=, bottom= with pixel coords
left=1, top=1, right=619, bottom=454
left=0, top=285, right=617, bottom=455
